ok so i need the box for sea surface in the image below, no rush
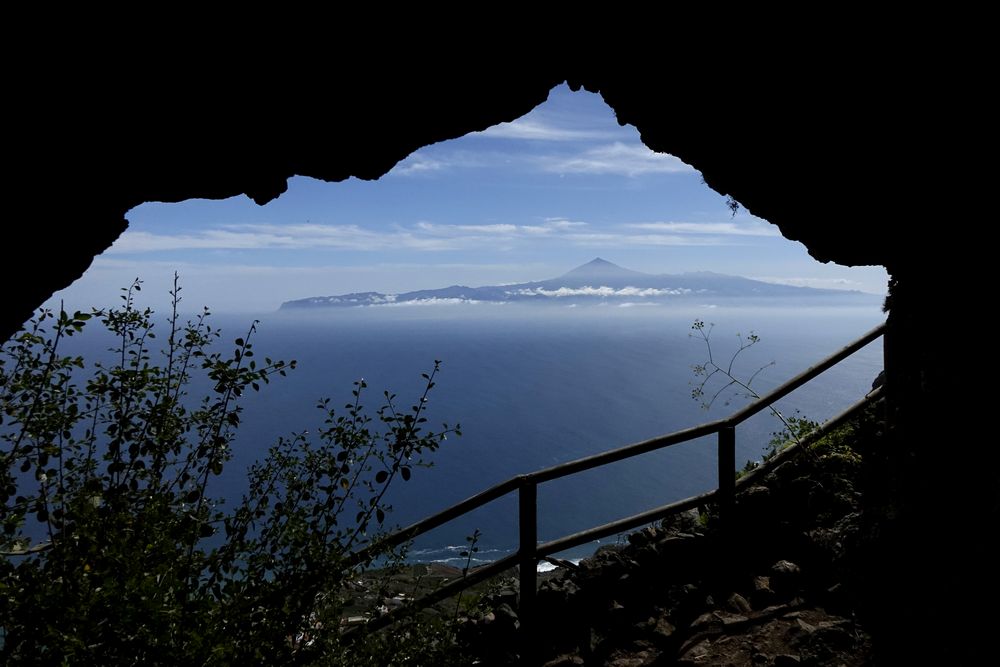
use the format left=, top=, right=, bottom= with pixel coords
left=31, top=300, right=886, bottom=569
left=217, top=301, right=885, bottom=568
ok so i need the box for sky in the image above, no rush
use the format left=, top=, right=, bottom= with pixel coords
left=51, top=84, right=888, bottom=314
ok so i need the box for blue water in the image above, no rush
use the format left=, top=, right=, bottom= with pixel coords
left=211, top=301, right=884, bottom=566
left=22, top=301, right=884, bottom=567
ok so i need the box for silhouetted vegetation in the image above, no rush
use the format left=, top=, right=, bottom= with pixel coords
left=0, top=278, right=460, bottom=664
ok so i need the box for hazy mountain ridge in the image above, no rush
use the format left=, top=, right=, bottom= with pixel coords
left=280, top=258, right=869, bottom=309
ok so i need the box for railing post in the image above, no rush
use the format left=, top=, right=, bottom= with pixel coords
left=718, top=426, right=735, bottom=533
left=518, top=477, right=537, bottom=663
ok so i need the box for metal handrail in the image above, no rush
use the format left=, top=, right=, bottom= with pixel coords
left=346, top=321, right=886, bottom=645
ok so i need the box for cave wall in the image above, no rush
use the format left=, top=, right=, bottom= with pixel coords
left=6, top=60, right=986, bottom=659
left=8, top=64, right=943, bottom=342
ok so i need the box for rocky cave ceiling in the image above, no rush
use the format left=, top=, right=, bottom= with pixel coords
left=6, top=64, right=946, bottom=342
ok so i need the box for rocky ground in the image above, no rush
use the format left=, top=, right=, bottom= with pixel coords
left=347, top=408, right=882, bottom=665
left=339, top=561, right=522, bottom=625
left=461, top=408, right=881, bottom=665
left=526, top=529, right=872, bottom=666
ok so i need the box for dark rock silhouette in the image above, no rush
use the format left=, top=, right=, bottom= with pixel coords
left=5, top=57, right=987, bottom=662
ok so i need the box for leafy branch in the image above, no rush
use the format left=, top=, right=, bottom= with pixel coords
left=0, top=278, right=460, bottom=665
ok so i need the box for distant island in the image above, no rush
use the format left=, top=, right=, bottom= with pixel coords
left=280, top=258, right=875, bottom=310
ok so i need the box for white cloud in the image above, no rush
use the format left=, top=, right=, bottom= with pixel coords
left=391, top=142, right=694, bottom=179
left=392, top=154, right=446, bottom=175
left=562, top=232, right=728, bottom=247
left=416, top=222, right=519, bottom=235
left=85, top=259, right=528, bottom=295
left=58, top=258, right=547, bottom=313
left=542, top=142, right=695, bottom=176
left=511, top=286, right=691, bottom=298
left=109, top=224, right=461, bottom=253
left=624, top=221, right=781, bottom=237
left=389, top=150, right=493, bottom=177
left=107, top=215, right=768, bottom=260
left=369, top=298, right=506, bottom=308
left=306, top=293, right=398, bottom=305
left=750, top=276, right=864, bottom=290
left=541, top=217, right=589, bottom=230
left=477, top=118, right=615, bottom=142
left=415, top=219, right=588, bottom=239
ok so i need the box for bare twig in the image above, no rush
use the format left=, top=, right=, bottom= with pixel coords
left=689, top=320, right=815, bottom=457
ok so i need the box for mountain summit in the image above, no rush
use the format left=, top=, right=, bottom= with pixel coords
left=558, top=258, right=647, bottom=285
left=280, top=260, right=870, bottom=309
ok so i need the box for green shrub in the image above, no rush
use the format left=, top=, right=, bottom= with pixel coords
left=0, top=278, right=459, bottom=664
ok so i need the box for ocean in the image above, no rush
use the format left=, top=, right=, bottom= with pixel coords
left=206, top=300, right=886, bottom=568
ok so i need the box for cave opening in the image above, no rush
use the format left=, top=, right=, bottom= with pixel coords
left=36, top=84, right=888, bottom=565
left=5, top=65, right=987, bottom=660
